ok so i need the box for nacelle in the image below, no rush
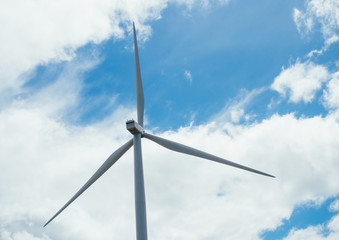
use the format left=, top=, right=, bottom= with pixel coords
left=126, top=120, right=144, bottom=135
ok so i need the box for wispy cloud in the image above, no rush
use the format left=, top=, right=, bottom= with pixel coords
left=212, top=87, right=266, bottom=124
left=293, top=0, right=339, bottom=55
left=184, top=70, right=193, bottom=84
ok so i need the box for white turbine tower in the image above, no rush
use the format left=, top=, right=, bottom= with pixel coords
left=44, top=22, right=275, bottom=240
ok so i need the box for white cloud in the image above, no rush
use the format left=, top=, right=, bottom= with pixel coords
left=271, top=61, right=330, bottom=103
left=1, top=0, right=339, bottom=239
left=293, top=0, right=339, bottom=54
left=0, top=104, right=136, bottom=239
left=184, top=70, right=193, bottom=84
left=283, top=225, right=327, bottom=240
left=2, top=86, right=339, bottom=239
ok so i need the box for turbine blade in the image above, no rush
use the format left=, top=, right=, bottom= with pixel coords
left=44, top=139, right=133, bottom=227
left=143, top=133, right=275, bottom=178
left=133, top=22, right=144, bottom=127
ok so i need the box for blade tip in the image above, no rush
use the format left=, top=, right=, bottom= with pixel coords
left=43, top=216, right=56, bottom=228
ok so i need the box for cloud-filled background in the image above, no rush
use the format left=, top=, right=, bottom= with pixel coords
left=0, top=0, right=338, bottom=239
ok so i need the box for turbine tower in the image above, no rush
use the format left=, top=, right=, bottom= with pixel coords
left=44, top=22, right=275, bottom=240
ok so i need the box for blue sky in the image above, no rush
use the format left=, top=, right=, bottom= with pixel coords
left=1, top=0, right=339, bottom=239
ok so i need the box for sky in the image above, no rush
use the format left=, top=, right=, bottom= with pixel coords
left=0, top=0, right=339, bottom=239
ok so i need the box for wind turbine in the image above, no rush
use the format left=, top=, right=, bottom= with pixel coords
left=44, top=22, right=275, bottom=240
